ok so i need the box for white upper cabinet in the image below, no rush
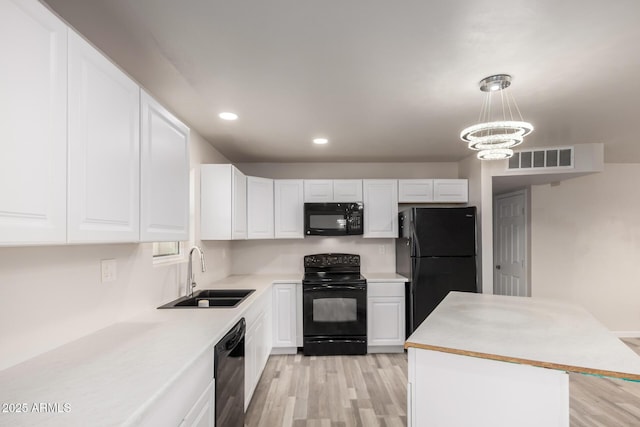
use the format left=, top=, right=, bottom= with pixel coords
left=200, top=164, right=246, bottom=240
left=247, top=176, right=274, bottom=239
left=140, top=90, right=190, bottom=242
left=274, top=180, right=304, bottom=239
left=398, top=179, right=434, bottom=203
left=399, top=179, right=468, bottom=203
left=433, top=179, right=468, bottom=203
left=333, top=180, right=363, bottom=202
left=67, top=31, right=140, bottom=243
left=0, top=0, right=67, bottom=245
left=363, top=180, right=398, bottom=238
left=303, top=180, right=333, bottom=202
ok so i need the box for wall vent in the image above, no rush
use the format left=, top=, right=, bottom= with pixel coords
left=507, top=147, right=574, bottom=170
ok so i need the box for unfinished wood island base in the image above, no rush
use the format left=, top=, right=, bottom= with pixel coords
left=405, top=292, right=640, bottom=427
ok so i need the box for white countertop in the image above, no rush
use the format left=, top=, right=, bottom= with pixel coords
left=363, top=273, right=408, bottom=283
left=405, top=292, right=640, bottom=381
left=0, top=274, right=300, bottom=427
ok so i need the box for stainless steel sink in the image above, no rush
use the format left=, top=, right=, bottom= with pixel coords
left=158, top=289, right=255, bottom=309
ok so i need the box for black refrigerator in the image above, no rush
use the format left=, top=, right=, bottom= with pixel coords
left=396, top=207, right=478, bottom=337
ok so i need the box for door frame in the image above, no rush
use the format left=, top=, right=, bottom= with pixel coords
left=493, top=188, right=530, bottom=296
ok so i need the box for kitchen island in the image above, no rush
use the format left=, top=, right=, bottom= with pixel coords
left=405, top=291, right=640, bottom=427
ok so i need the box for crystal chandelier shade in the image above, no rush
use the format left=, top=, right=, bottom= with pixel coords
left=460, top=74, right=533, bottom=160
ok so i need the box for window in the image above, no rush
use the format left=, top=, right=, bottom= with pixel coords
left=153, top=242, right=181, bottom=258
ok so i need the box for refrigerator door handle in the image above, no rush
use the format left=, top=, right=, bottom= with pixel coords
left=410, top=219, right=421, bottom=258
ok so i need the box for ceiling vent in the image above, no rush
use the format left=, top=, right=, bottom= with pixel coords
left=507, top=147, right=574, bottom=170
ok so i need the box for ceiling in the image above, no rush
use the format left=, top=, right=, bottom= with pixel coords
left=43, top=0, right=640, bottom=163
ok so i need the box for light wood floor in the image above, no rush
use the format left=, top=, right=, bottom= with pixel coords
left=245, top=338, right=640, bottom=427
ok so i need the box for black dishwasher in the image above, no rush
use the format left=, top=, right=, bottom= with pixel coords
left=215, top=318, right=245, bottom=427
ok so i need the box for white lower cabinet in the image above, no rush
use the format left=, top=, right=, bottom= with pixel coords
left=179, top=381, right=214, bottom=427
left=272, top=283, right=299, bottom=353
left=140, top=346, right=214, bottom=427
left=244, top=290, right=272, bottom=410
left=367, top=282, right=405, bottom=352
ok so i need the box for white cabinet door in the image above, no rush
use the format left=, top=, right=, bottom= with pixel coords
left=333, top=179, right=363, bottom=202
left=244, top=289, right=272, bottom=410
left=231, top=166, right=247, bottom=239
left=398, top=179, right=434, bottom=203
left=244, top=323, right=256, bottom=412
left=433, top=179, right=468, bottom=203
left=272, top=284, right=298, bottom=349
left=274, top=180, right=304, bottom=239
left=140, top=90, right=190, bottom=242
left=0, top=0, right=67, bottom=245
left=368, top=282, right=405, bottom=348
left=67, top=31, right=140, bottom=243
left=245, top=309, right=267, bottom=411
left=303, top=180, right=333, bottom=202
left=363, top=180, right=398, bottom=238
left=181, top=380, right=214, bottom=427
left=200, top=164, right=246, bottom=240
left=247, top=176, right=274, bottom=239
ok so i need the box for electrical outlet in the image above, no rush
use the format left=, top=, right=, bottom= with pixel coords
left=379, top=245, right=386, bottom=255
left=101, top=259, right=117, bottom=283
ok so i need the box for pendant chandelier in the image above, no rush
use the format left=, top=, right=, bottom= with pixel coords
left=460, top=74, right=533, bottom=160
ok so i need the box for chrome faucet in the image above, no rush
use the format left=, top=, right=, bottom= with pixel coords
left=187, top=246, right=206, bottom=297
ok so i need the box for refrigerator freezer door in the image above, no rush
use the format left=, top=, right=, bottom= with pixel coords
left=412, top=207, right=476, bottom=257
left=409, top=256, right=477, bottom=334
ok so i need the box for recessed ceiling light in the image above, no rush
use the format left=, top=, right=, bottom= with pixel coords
left=313, top=138, right=328, bottom=145
left=219, top=112, right=238, bottom=121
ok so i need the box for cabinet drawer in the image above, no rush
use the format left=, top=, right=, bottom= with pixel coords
left=368, top=282, right=405, bottom=297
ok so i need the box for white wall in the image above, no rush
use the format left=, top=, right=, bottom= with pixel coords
left=0, top=131, right=231, bottom=370
left=231, top=237, right=395, bottom=275
left=530, top=164, right=640, bottom=332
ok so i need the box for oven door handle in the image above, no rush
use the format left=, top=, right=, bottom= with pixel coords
left=305, top=285, right=365, bottom=292
left=305, top=338, right=366, bottom=344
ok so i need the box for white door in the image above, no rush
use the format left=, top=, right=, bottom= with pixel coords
left=433, top=179, right=468, bottom=203
left=274, top=180, right=304, bottom=239
left=363, top=180, right=398, bottom=238
left=0, top=0, right=67, bottom=245
left=140, top=90, right=190, bottom=242
left=231, top=166, right=247, bottom=239
left=67, top=30, right=140, bottom=243
left=398, top=179, right=434, bottom=203
left=494, top=190, right=528, bottom=296
left=333, top=180, right=363, bottom=202
left=303, top=180, right=333, bottom=202
left=247, top=176, right=274, bottom=239
left=272, top=284, right=297, bottom=347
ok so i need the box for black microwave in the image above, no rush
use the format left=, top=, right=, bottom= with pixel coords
left=304, top=203, right=364, bottom=236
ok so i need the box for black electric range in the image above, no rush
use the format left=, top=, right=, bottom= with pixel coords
left=302, top=253, right=367, bottom=356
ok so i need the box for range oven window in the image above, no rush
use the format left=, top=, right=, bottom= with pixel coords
left=313, top=297, right=357, bottom=322
left=303, top=283, right=366, bottom=337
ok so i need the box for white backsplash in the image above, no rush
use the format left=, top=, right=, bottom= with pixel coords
left=230, top=237, right=396, bottom=275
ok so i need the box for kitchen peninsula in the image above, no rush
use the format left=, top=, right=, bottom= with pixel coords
left=405, top=292, right=640, bottom=427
